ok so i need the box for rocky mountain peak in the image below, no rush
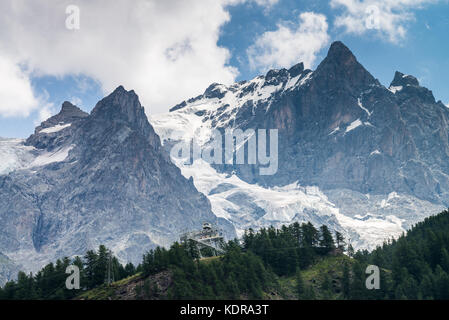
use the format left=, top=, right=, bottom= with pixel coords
left=390, top=71, right=420, bottom=88
left=41, top=101, right=88, bottom=128
left=91, top=86, right=141, bottom=118
left=60, top=101, right=87, bottom=117
left=204, top=83, right=226, bottom=99
left=80, top=86, right=164, bottom=155
left=0, top=86, right=235, bottom=279
left=314, top=41, right=378, bottom=90
left=89, top=85, right=157, bottom=139
left=288, top=62, right=304, bottom=77
left=263, top=68, right=290, bottom=87
left=389, top=71, right=435, bottom=103
left=25, top=101, right=88, bottom=149
left=326, top=41, right=356, bottom=63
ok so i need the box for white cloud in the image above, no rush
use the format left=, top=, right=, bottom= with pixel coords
left=36, top=103, right=56, bottom=125
left=247, top=12, right=330, bottom=71
left=69, top=97, right=83, bottom=108
left=330, top=0, right=439, bottom=43
left=0, top=0, right=273, bottom=116
left=0, top=55, right=40, bottom=118
left=31, top=89, right=57, bottom=125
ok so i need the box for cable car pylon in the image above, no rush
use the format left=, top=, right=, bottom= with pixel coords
left=180, top=222, right=225, bottom=257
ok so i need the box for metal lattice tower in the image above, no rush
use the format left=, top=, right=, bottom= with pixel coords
left=180, top=222, right=225, bottom=257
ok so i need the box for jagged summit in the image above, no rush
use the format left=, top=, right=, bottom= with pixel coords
left=314, top=41, right=378, bottom=90
left=389, top=71, right=435, bottom=103
left=315, top=41, right=359, bottom=73
left=203, top=83, right=226, bottom=100
left=288, top=62, right=304, bottom=77
left=325, top=41, right=356, bottom=62
left=91, top=85, right=141, bottom=116
left=90, top=85, right=150, bottom=129
left=390, top=71, right=420, bottom=88
left=25, top=101, right=88, bottom=149
left=41, top=101, right=88, bottom=128
left=26, top=86, right=160, bottom=151
left=148, top=39, right=449, bottom=256
left=168, top=41, right=378, bottom=116
left=1, top=86, right=234, bottom=281
left=82, top=86, right=164, bottom=152
left=60, top=101, right=83, bottom=114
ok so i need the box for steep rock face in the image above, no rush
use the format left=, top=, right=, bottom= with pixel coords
left=0, top=87, right=234, bottom=280
left=1, top=41, right=447, bottom=283
left=208, top=42, right=449, bottom=204
left=0, top=252, right=20, bottom=286
left=26, top=101, right=89, bottom=150
left=150, top=41, right=448, bottom=250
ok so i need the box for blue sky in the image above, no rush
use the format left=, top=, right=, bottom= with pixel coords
left=0, top=0, right=448, bottom=138
left=221, top=0, right=449, bottom=96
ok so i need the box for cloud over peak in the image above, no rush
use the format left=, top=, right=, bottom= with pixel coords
left=247, top=12, right=330, bottom=72
left=0, top=56, right=39, bottom=118
left=0, top=0, right=276, bottom=116
left=331, top=0, right=439, bottom=43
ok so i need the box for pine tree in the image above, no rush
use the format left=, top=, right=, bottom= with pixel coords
left=347, top=243, right=354, bottom=258
left=95, top=245, right=109, bottom=286
left=84, top=250, right=98, bottom=289
left=342, top=262, right=351, bottom=298
left=319, top=225, right=335, bottom=255
left=124, top=262, right=136, bottom=277
left=434, top=265, right=449, bottom=299
left=14, top=272, right=32, bottom=300
left=171, top=268, right=194, bottom=299
left=301, top=222, right=319, bottom=248
left=419, top=274, right=434, bottom=300
left=335, top=231, right=345, bottom=251
left=349, top=262, right=366, bottom=300
left=186, top=239, right=200, bottom=259
left=440, top=248, right=449, bottom=273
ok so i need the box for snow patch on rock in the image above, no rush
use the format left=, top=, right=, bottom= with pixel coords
left=29, top=145, right=74, bottom=168
left=39, top=123, right=72, bottom=134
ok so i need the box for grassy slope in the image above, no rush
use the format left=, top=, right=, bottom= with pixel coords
left=77, top=273, right=143, bottom=300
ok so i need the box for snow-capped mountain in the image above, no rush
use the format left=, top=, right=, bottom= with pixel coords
left=0, top=87, right=234, bottom=285
left=0, top=41, right=447, bottom=285
left=150, top=41, right=448, bottom=252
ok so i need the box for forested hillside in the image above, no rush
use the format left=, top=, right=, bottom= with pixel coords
left=358, top=209, right=449, bottom=299
left=0, top=245, right=136, bottom=300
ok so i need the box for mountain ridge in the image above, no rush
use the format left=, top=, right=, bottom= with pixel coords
left=1, top=40, right=447, bottom=285
left=0, top=86, right=235, bottom=285
left=150, top=40, right=448, bottom=253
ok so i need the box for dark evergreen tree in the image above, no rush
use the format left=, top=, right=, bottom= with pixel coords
left=335, top=231, right=345, bottom=251
left=342, top=262, right=351, bottom=298
left=319, top=225, right=335, bottom=255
